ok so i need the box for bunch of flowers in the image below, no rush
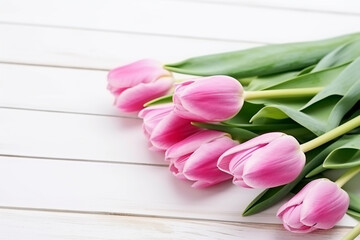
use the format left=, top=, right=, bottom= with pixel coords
left=107, top=33, right=360, bottom=238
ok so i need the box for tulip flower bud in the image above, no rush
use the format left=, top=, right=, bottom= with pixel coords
left=173, top=76, right=244, bottom=122
left=217, top=132, right=305, bottom=189
left=107, top=59, right=173, bottom=112
left=277, top=179, right=349, bottom=233
left=138, top=104, right=173, bottom=151
left=150, top=112, right=200, bottom=151
left=165, top=130, right=237, bottom=188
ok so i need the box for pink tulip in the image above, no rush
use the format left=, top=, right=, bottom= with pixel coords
left=173, top=76, right=244, bottom=122
left=107, top=59, right=173, bottom=112
left=217, top=132, right=305, bottom=189
left=138, top=104, right=174, bottom=151
left=150, top=112, right=200, bottom=151
left=277, top=179, right=349, bottom=233
left=166, top=130, right=237, bottom=188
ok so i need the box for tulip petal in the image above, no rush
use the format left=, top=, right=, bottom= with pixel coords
left=182, top=137, right=236, bottom=187
left=277, top=179, right=321, bottom=217
left=280, top=206, right=315, bottom=233
left=231, top=163, right=249, bottom=188
left=115, top=77, right=173, bottom=112
left=191, top=181, right=219, bottom=188
left=242, top=135, right=305, bottom=188
left=218, top=132, right=284, bottom=174
left=300, top=179, right=349, bottom=229
left=228, top=146, right=262, bottom=188
left=138, top=103, right=173, bottom=119
left=169, top=154, right=191, bottom=180
left=107, top=59, right=171, bottom=89
left=277, top=179, right=349, bottom=233
left=150, top=112, right=199, bottom=150
left=166, top=131, right=226, bottom=160
left=139, top=104, right=173, bottom=137
left=173, top=76, right=243, bottom=121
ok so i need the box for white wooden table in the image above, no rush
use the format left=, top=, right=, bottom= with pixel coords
left=1, top=0, right=360, bottom=239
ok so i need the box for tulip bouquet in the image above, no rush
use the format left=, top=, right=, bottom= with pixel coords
left=107, top=33, right=360, bottom=238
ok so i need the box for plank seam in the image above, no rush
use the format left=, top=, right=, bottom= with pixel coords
left=0, top=206, right=352, bottom=229
left=0, top=60, right=110, bottom=71
left=0, top=21, right=269, bottom=44
left=0, top=106, right=134, bottom=119
left=169, top=0, right=360, bottom=17
left=0, top=206, right=285, bottom=227
left=0, top=154, right=168, bottom=167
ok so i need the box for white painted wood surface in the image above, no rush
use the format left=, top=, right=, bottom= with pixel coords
left=1, top=0, right=360, bottom=43
left=0, top=209, right=353, bottom=240
left=1, top=0, right=359, bottom=239
left=0, top=24, right=259, bottom=69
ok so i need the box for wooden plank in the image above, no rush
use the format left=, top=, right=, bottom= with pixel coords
left=0, top=24, right=258, bottom=70
left=0, top=208, right=352, bottom=240
left=184, top=0, right=360, bottom=15
left=0, top=24, right=257, bottom=115
left=0, top=155, right=357, bottom=227
left=0, top=64, right=121, bottom=116
left=0, top=108, right=164, bottom=164
left=0, top=0, right=359, bottom=43
left=0, top=155, right=276, bottom=224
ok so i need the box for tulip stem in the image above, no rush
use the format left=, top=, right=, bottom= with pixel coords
left=341, top=222, right=360, bottom=240
left=300, top=115, right=360, bottom=153
left=335, top=165, right=360, bottom=188
left=244, top=87, right=322, bottom=100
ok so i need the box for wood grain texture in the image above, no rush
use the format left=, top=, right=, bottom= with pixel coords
left=0, top=146, right=357, bottom=227
left=1, top=0, right=359, bottom=239
left=0, top=23, right=258, bottom=70
left=0, top=64, right=120, bottom=116
left=0, top=108, right=163, bottom=164
left=0, top=0, right=359, bottom=43
left=0, top=208, right=353, bottom=240
left=180, top=0, right=360, bottom=15
left=0, top=155, right=279, bottom=224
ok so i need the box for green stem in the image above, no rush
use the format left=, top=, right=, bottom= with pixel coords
left=341, top=222, right=360, bottom=240
left=300, top=115, right=360, bottom=153
left=244, top=87, right=322, bottom=100
left=335, top=165, right=360, bottom=188
left=143, top=95, right=173, bottom=107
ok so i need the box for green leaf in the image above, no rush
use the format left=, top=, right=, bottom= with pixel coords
left=297, top=65, right=315, bottom=75
left=224, top=101, right=264, bottom=124
left=303, top=59, right=360, bottom=108
left=199, top=121, right=315, bottom=143
left=250, top=58, right=360, bottom=136
left=143, top=95, right=173, bottom=107
left=323, top=134, right=360, bottom=169
left=349, top=192, right=360, bottom=213
left=305, top=164, right=326, bottom=178
left=306, top=134, right=360, bottom=177
left=326, top=80, right=360, bottom=130
left=243, top=135, right=356, bottom=216
left=165, top=33, right=360, bottom=78
left=192, top=122, right=257, bottom=142
left=221, top=122, right=299, bottom=131
left=347, top=192, right=360, bottom=220
left=265, top=64, right=348, bottom=90
left=245, top=71, right=299, bottom=91
left=301, top=58, right=360, bottom=130
left=244, top=55, right=348, bottom=92
left=312, top=38, right=360, bottom=72
left=347, top=209, right=360, bottom=221
left=245, top=62, right=347, bottom=93
left=250, top=96, right=340, bottom=136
